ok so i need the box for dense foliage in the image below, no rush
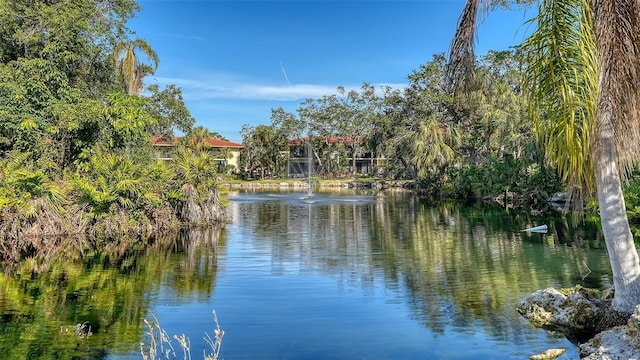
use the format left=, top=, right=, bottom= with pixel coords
left=0, top=0, right=228, bottom=265
left=240, top=50, right=562, bottom=212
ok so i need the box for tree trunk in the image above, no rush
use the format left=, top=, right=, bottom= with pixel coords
left=352, top=146, right=356, bottom=175
left=594, top=0, right=640, bottom=314
left=594, top=104, right=640, bottom=314
left=399, top=156, right=418, bottom=180
left=313, top=150, right=323, bottom=175
left=371, top=151, right=374, bottom=175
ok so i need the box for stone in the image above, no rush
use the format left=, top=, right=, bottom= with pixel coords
left=579, top=326, right=640, bottom=359
left=518, top=286, right=636, bottom=359
left=516, top=286, right=627, bottom=344
left=516, top=286, right=600, bottom=342
left=530, top=348, right=566, bottom=360
left=578, top=305, right=640, bottom=359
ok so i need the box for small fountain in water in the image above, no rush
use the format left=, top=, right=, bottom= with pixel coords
left=301, top=139, right=316, bottom=203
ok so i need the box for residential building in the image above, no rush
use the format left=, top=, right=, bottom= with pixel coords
left=151, top=136, right=244, bottom=173
left=287, top=137, right=384, bottom=178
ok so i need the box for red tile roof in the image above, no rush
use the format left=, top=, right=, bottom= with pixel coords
left=151, top=136, right=244, bottom=149
left=288, top=136, right=362, bottom=146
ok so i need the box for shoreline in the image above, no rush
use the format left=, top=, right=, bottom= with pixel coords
left=223, top=178, right=416, bottom=190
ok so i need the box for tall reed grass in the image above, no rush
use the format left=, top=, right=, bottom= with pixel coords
left=139, top=310, right=224, bottom=360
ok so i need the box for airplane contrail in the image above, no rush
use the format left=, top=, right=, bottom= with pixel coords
left=280, top=61, right=290, bottom=85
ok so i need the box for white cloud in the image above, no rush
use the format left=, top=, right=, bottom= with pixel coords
left=155, top=75, right=406, bottom=102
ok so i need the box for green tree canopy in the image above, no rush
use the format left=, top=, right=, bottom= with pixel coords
left=0, top=0, right=139, bottom=94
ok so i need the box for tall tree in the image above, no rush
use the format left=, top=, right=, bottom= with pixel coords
left=0, top=0, right=138, bottom=95
left=113, top=39, right=159, bottom=96
left=145, top=84, right=195, bottom=137
left=448, top=0, right=640, bottom=313
left=337, top=84, right=381, bottom=175
left=271, top=107, right=305, bottom=141
left=591, top=0, right=640, bottom=313
left=240, top=124, right=287, bottom=179
left=297, top=96, right=342, bottom=173
left=384, top=55, right=459, bottom=179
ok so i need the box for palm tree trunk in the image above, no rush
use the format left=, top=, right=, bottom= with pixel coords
left=399, top=156, right=418, bottom=180
left=447, top=0, right=479, bottom=90
left=594, top=109, right=640, bottom=314
left=594, top=0, right=640, bottom=314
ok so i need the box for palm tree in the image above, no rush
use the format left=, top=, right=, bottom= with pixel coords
left=113, top=39, right=159, bottom=96
left=448, top=0, right=640, bottom=313
left=187, top=126, right=213, bottom=152
left=590, top=0, right=640, bottom=313
left=447, top=0, right=481, bottom=92
left=412, top=114, right=458, bottom=177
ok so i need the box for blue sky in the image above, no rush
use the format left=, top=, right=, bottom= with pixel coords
left=129, top=1, right=535, bottom=143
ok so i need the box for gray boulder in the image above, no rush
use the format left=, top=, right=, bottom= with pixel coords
left=516, top=286, right=628, bottom=345
left=579, top=305, right=640, bottom=359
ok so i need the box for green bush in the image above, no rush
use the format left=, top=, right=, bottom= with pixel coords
left=437, top=157, right=561, bottom=210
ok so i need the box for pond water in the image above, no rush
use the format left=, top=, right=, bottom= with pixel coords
left=0, top=190, right=612, bottom=359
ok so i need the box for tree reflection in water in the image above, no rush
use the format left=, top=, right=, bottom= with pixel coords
left=0, top=226, right=223, bottom=359
left=0, top=191, right=612, bottom=359
left=220, top=190, right=610, bottom=358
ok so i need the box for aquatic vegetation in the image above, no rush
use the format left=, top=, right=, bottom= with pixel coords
left=140, top=311, right=224, bottom=360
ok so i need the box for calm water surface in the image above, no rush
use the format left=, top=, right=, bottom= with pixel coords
left=0, top=190, right=612, bottom=359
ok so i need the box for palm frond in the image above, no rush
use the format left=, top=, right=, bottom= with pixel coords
left=412, top=114, right=457, bottom=176
left=113, top=39, right=159, bottom=95
left=132, top=38, right=159, bottom=70
left=143, top=192, right=162, bottom=207
left=522, top=0, right=597, bottom=210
